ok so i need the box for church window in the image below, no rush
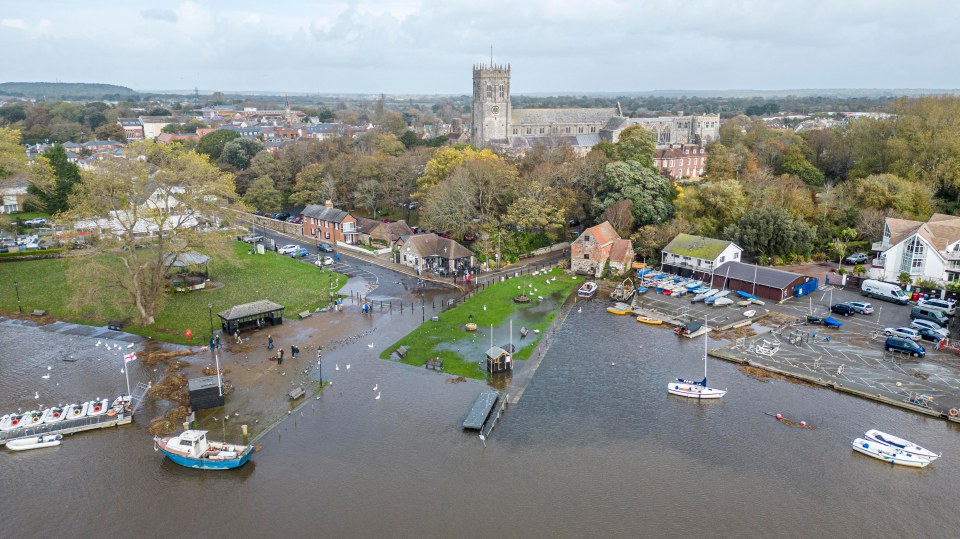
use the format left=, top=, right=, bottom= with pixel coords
left=539, top=127, right=545, bottom=134
left=565, top=127, right=571, bottom=133
left=526, top=128, right=532, bottom=134
left=486, top=85, right=492, bottom=99
left=499, top=85, right=505, bottom=98
left=578, top=127, right=584, bottom=133
left=513, top=129, right=518, bottom=134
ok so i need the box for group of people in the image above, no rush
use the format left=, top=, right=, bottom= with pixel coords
left=267, top=335, right=301, bottom=365
left=208, top=335, right=223, bottom=351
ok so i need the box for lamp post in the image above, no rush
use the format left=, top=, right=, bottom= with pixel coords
left=14, top=281, right=22, bottom=313
left=208, top=303, right=214, bottom=340
left=317, top=347, right=323, bottom=384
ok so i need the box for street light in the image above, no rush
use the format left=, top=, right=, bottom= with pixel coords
left=317, top=347, right=323, bottom=384
left=208, top=303, right=214, bottom=340
left=14, top=281, right=22, bottom=313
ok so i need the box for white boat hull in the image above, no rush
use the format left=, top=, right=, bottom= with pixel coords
left=865, top=429, right=939, bottom=460
left=6, top=434, right=62, bottom=451
left=667, top=382, right=726, bottom=399
left=852, top=438, right=930, bottom=468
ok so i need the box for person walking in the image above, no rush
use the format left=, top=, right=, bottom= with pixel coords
left=278, top=349, right=284, bottom=365
left=209, top=336, right=215, bottom=351
left=290, top=345, right=297, bottom=359
left=215, top=335, right=222, bottom=350
left=234, top=329, right=241, bottom=344
left=267, top=335, right=274, bottom=350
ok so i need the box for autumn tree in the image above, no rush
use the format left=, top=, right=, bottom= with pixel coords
left=678, top=179, right=748, bottom=237
left=66, top=142, right=238, bottom=325
left=244, top=175, right=283, bottom=213
left=723, top=206, right=816, bottom=258
left=26, top=144, right=83, bottom=214
left=595, top=160, right=674, bottom=227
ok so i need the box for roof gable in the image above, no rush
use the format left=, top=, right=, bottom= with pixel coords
left=663, top=233, right=737, bottom=261
left=714, top=261, right=802, bottom=290
left=579, top=221, right=619, bottom=245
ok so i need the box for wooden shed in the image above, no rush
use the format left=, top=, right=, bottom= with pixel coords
left=485, top=346, right=513, bottom=373
left=709, top=261, right=813, bottom=302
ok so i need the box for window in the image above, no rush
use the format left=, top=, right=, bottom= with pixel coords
left=719, top=256, right=725, bottom=263
left=565, top=127, right=571, bottom=133
left=499, top=85, right=505, bottom=98
left=526, top=128, right=532, bottom=134
left=584, top=253, right=590, bottom=260
left=584, top=235, right=590, bottom=242
left=539, top=127, right=545, bottom=134
left=900, top=236, right=926, bottom=275
left=578, top=127, right=584, bottom=133
left=590, top=127, right=596, bottom=133
left=734, top=252, right=740, bottom=260
left=486, top=85, right=492, bottom=99
left=513, top=129, right=518, bottom=134
left=324, top=232, right=330, bottom=239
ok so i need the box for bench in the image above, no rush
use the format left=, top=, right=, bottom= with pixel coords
left=425, top=358, right=443, bottom=371
left=298, top=310, right=312, bottom=319
left=288, top=387, right=305, bottom=400
left=394, top=345, right=409, bottom=359
left=31, top=309, right=47, bottom=316
left=107, top=320, right=125, bottom=330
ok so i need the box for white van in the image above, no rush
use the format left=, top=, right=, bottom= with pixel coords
left=861, top=279, right=909, bottom=305
left=917, top=297, right=956, bottom=316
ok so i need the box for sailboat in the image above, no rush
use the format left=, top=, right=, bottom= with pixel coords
left=667, top=319, right=727, bottom=399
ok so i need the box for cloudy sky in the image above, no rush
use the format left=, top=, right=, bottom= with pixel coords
left=1, top=0, right=955, bottom=94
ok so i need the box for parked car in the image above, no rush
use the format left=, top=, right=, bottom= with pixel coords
left=884, top=327, right=921, bottom=341
left=273, top=212, right=291, bottom=221
left=916, top=327, right=947, bottom=343
left=24, top=218, right=48, bottom=226
left=884, top=336, right=926, bottom=357
left=910, top=319, right=948, bottom=337
left=830, top=303, right=857, bottom=316
left=846, top=301, right=874, bottom=314
left=289, top=216, right=303, bottom=224
left=917, top=297, right=956, bottom=316
left=317, top=242, right=335, bottom=253
left=314, top=256, right=335, bottom=266
left=463, top=233, right=477, bottom=242
left=910, top=305, right=949, bottom=327
left=277, top=244, right=300, bottom=255
left=289, top=247, right=309, bottom=258
left=845, top=252, right=869, bottom=264
left=241, top=234, right=264, bottom=243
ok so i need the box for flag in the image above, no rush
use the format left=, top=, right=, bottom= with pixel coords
left=124, top=352, right=137, bottom=363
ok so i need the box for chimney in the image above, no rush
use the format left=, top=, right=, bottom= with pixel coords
left=325, top=200, right=334, bottom=209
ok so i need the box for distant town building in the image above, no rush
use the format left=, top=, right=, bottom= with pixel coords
left=0, top=180, right=28, bottom=214
left=653, top=144, right=707, bottom=181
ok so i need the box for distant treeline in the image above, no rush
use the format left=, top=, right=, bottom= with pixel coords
left=0, top=82, right=137, bottom=100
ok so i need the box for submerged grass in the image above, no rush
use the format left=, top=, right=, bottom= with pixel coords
left=381, top=267, right=581, bottom=379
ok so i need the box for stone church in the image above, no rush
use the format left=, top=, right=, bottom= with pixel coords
left=471, top=63, right=720, bottom=153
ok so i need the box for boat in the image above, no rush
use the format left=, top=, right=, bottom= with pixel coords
left=5, top=434, right=62, bottom=451
left=668, top=319, right=726, bottom=399
left=63, top=402, right=89, bottom=420
left=674, top=321, right=703, bottom=336
left=513, top=294, right=531, bottom=303
left=0, top=414, right=25, bottom=431
left=705, top=290, right=730, bottom=304
left=86, top=398, right=110, bottom=417
left=577, top=281, right=598, bottom=298
left=670, top=288, right=687, bottom=297
left=685, top=280, right=703, bottom=289
left=865, top=430, right=940, bottom=460
left=40, top=407, right=67, bottom=424
left=636, top=315, right=663, bottom=325
left=736, top=290, right=761, bottom=301
left=737, top=300, right=752, bottom=307
left=749, top=298, right=766, bottom=306
left=22, top=410, right=44, bottom=427
left=154, top=430, right=254, bottom=470
left=712, top=297, right=734, bottom=306
left=743, top=310, right=757, bottom=318
left=691, top=289, right=718, bottom=303
left=606, top=303, right=632, bottom=315
left=851, top=438, right=931, bottom=468
left=636, top=286, right=649, bottom=295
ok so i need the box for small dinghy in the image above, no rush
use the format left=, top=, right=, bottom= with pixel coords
left=22, top=410, right=44, bottom=427
left=743, top=310, right=756, bottom=318
left=41, top=407, right=67, bottom=424
left=713, top=297, right=734, bottom=306
left=63, top=402, right=89, bottom=420
left=86, top=398, right=110, bottom=417
left=6, top=434, right=62, bottom=451
left=0, top=414, right=26, bottom=431
left=577, top=281, right=598, bottom=298
left=852, top=438, right=931, bottom=468
left=606, top=302, right=632, bottom=315
left=865, top=429, right=940, bottom=460
left=636, top=315, right=663, bottom=325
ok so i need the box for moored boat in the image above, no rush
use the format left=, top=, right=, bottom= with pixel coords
left=0, top=414, right=26, bottom=431
left=22, top=410, right=44, bottom=427
left=606, top=302, right=632, bottom=315
left=86, top=398, right=110, bottom=417
left=636, top=315, right=663, bottom=325
left=712, top=297, right=734, bottom=306
left=155, top=430, right=254, bottom=470
left=667, top=379, right=727, bottom=399
left=851, top=438, right=931, bottom=468
left=865, top=429, right=940, bottom=460
left=63, top=402, right=89, bottom=420
left=577, top=281, right=598, bottom=298
left=40, top=407, right=67, bottom=424
left=6, top=434, right=62, bottom=451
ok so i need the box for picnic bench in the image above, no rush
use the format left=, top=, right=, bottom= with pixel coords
left=394, top=345, right=408, bottom=360
left=288, top=387, right=305, bottom=400
left=298, top=310, right=312, bottom=319
left=425, top=358, right=443, bottom=371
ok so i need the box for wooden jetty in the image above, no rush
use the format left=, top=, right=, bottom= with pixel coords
left=463, top=390, right=500, bottom=431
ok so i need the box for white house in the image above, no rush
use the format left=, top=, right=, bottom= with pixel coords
left=661, top=233, right=743, bottom=275
left=869, top=214, right=960, bottom=284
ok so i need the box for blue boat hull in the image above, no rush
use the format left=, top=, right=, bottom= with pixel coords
left=159, top=447, right=252, bottom=470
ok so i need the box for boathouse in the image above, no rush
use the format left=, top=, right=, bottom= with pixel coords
left=708, top=261, right=815, bottom=302
left=485, top=346, right=512, bottom=373
left=218, top=300, right=284, bottom=334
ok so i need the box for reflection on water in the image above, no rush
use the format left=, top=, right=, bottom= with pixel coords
left=3, top=298, right=960, bottom=537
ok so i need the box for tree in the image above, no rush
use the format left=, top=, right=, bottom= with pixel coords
left=723, top=206, right=816, bottom=258
left=66, top=141, right=237, bottom=326
left=595, top=160, right=675, bottom=228
left=602, top=199, right=634, bottom=236
left=836, top=173, right=935, bottom=220
left=353, top=179, right=382, bottom=214
left=198, top=129, right=240, bottom=160
left=243, top=175, right=283, bottom=213
left=420, top=172, right=476, bottom=236
left=678, top=179, right=748, bottom=237
left=95, top=122, right=127, bottom=142
left=221, top=138, right=264, bottom=170
left=161, top=123, right=183, bottom=134
left=613, top=125, right=655, bottom=170
left=27, top=144, right=82, bottom=214
left=0, top=127, right=26, bottom=179
left=146, top=107, right=172, bottom=116
left=779, top=145, right=824, bottom=186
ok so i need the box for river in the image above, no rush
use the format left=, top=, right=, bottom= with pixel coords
left=2, top=298, right=959, bottom=538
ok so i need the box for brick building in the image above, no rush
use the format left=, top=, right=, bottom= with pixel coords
left=653, top=144, right=706, bottom=181
left=301, top=200, right=359, bottom=245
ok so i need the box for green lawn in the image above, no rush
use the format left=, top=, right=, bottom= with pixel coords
left=380, top=267, right=581, bottom=379
left=0, top=241, right=346, bottom=344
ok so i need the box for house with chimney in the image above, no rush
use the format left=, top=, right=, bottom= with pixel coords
left=300, top=201, right=359, bottom=245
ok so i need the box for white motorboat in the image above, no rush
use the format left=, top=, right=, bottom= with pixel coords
left=713, top=290, right=731, bottom=298
left=577, top=281, right=599, bottom=298
left=0, top=414, right=26, bottom=431
left=851, top=438, right=931, bottom=468
left=22, top=410, right=44, bottom=428
left=6, top=434, right=63, bottom=451
left=865, top=429, right=940, bottom=460
left=86, top=398, right=110, bottom=417
left=712, top=297, right=734, bottom=306
left=668, top=319, right=726, bottom=399
left=63, top=402, right=89, bottom=420
left=40, top=407, right=67, bottom=424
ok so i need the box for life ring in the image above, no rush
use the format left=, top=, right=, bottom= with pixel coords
left=53, top=412, right=60, bottom=418
left=106, top=410, right=117, bottom=417
left=11, top=418, right=19, bottom=426
left=950, top=408, right=959, bottom=417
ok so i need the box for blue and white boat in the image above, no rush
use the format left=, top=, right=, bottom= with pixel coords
left=851, top=437, right=931, bottom=468
left=865, top=429, right=940, bottom=460
left=155, top=430, right=254, bottom=470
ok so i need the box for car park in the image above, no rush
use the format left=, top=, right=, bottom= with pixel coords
left=846, top=301, right=874, bottom=314
left=884, top=336, right=926, bottom=358
left=910, top=306, right=949, bottom=327
left=861, top=279, right=910, bottom=305
left=277, top=244, right=299, bottom=255
left=916, top=327, right=947, bottom=343
left=917, top=297, right=956, bottom=316
left=317, top=242, right=335, bottom=253
left=845, top=252, right=869, bottom=264
left=884, top=327, right=921, bottom=341
left=830, top=303, right=857, bottom=316
left=273, top=212, right=291, bottom=221
left=909, top=319, right=948, bottom=337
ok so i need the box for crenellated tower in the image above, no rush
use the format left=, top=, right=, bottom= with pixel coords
left=471, top=63, right=511, bottom=144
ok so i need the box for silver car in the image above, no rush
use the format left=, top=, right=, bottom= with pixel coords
left=847, top=301, right=874, bottom=314
left=884, top=327, right=921, bottom=341
left=910, top=319, right=949, bottom=337
left=917, top=297, right=956, bottom=316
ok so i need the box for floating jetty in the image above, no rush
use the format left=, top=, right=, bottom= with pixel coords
left=463, top=390, right=501, bottom=431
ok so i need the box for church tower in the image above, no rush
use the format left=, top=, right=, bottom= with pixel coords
left=471, top=63, right=511, bottom=144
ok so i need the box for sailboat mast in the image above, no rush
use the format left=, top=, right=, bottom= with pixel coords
left=704, top=318, right=708, bottom=379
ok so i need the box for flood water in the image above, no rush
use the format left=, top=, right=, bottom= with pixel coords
left=3, top=298, right=960, bottom=537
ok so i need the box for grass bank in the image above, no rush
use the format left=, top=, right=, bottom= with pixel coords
left=0, top=241, right=345, bottom=344
left=380, top=266, right=581, bottom=379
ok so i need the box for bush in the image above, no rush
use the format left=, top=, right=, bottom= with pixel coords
left=771, top=256, right=785, bottom=266
left=0, top=248, right=64, bottom=258
left=812, top=252, right=827, bottom=262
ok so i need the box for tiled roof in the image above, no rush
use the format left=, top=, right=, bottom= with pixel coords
left=609, top=238, right=633, bottom=263
left=663, top=233, right=737, bottom=261
left=580, top=221, right=620, bottom=246
left=714, top=261, right=803, bottom=290
left=354, top=216, right=380, bottom=234
left=217, top=299, right=284, bottom=321
left=885, top=217, right=924, bottom=247
left=511, top=108, right=618, bottom=125
left=301, top=204, right=350, bottom=223
left=374, top=220, right=413, bottom=242
left=401, top=233, right=473, bottom=259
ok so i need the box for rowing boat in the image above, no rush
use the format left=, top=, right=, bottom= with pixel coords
left=636, top=315, right=663, bottom=325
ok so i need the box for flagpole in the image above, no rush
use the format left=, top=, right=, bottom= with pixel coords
left=124, top=356, right=131, bottom=396
left=215, top=351, right=223, bottom=397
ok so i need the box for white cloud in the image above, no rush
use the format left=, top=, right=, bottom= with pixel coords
left=1, top=18, right=27, bottom=30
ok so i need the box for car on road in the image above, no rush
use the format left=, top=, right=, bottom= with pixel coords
left=289, top=247, right=310, bottom=258
left=884, top=327, right=921, bottom=341
left=273, top=212, right=291, bottom=221
left=24, top=218, right=48, bottom=226
left=917, top=297, right=956, bottom=316
left=277, top=244, right=300, bottom=255
left=845, top=252, right=869, bottom=264
left=314, top=256, right=335, bottom=266
left=317, top=242, right=335, bottom=253
left=884, top=336, right=926, bottom=358
left=830, top=303, right=857, bottom=316
left=846, top=301, right=874, bottom=314
left=242, top=234, right=264, bottom=243
left=909, top=319, right=948, bottom=337
left=916, top=327, right=947, bottom=343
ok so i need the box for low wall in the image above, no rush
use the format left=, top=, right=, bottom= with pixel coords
left=336, top=242, right=391, bottom=256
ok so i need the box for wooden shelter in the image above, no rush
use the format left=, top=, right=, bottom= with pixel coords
left=217, top=299, right=284, bottom=334
left=485, top=346, right=512, bottom=373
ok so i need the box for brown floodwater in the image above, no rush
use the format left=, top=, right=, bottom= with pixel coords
left=2, top=298, right=960, bottom=537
